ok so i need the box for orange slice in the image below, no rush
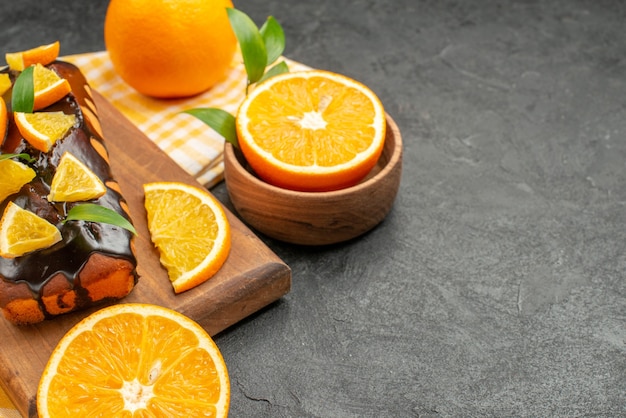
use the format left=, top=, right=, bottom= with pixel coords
left=0, top=201, right=62, bottom=258
left=37, top=303, right=230, bottom=417
left=0, top=73, right=11, bottom=96
left=32, top=63, right=72, bottom=110
left=5, top=41, right=60, bottom=71
left=0, top=158, right=36, bottom=203
left=143, top=182, right=231, bottom=293
left=14, top=110, right=76, bottom=152
left=0, top=96, right=7, bottom=142
left=48, top=152, right=106, bottom=202
left=236, top=69, right=387, bottom=192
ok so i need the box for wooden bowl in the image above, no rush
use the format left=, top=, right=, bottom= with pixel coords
left=223, top=114, right=403, bottom=245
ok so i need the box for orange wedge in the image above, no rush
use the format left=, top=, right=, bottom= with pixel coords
left=5, top=41, right=60, bottom=71
left=14, top=111, right=76, bottom=152
left=0, top=158, right=36, bottom=203
left=143, top=182, right=231, bottom=293
left=32, top=63, right=72, bottom=110
left=0, top=96, right=7, bottom=142
left=48, top=152, right=107, bottom=202
left=37, top=303, right=230, bottom=417
left=0, top=73, right=11, bottom=96
left=0, top=201, right=62, bottom=258
left=236, top=70, right=387, bottom=192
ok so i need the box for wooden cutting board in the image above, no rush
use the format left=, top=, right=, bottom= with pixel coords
left=0, top=91, right=292, bottom=417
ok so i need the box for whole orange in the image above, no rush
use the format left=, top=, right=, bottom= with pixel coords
left=104, top=0, right=237, bottom=98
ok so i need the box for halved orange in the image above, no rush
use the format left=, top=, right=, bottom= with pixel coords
left=143, top=182, right=231, bottom=293
left=48, top=152, right=107, bottom=202
left=0, top=201, right=62, bottom=258
left=0, top=96, right=7, bottom=143
left=32, top=63, right=72, bottom=110
left=37, top=303, right=230, bottom=417
left=236, top=70, right=387, bottom=192
left=14, top=110, right=76, bottom=152
left=0, top=158, right=36, bottom=203
left=5, top=41, right=60, bottom=71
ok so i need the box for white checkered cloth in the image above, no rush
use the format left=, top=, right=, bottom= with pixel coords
left=64, top=51, right=308, bottom=188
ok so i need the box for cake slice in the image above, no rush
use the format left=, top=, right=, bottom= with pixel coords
left=0, top=49, right=138, bottom=325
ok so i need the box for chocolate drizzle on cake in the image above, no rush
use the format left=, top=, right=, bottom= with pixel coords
left=0, top=61, right=137, bottom=320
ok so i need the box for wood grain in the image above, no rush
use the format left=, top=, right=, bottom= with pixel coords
left=0, top=91, right=291, bottom=417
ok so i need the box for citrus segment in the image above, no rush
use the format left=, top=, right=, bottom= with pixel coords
left=104, top=0, right=237, bottom=98
left=236, top=70, right=387, bottom=192
left=0, top=73, right=11, bottom=96
left=5, top=41, right=60, bottom=71
left=37, top=303, right=230, bottom=417
left=32, top=63, right=72, bottom=110
left=0, top=201, right=61, bottom=258
left=48, top=152, right=107, bottom=202
left=14, top=111, right=76, bottom=152
left=0, top=96, right=7, bottom=142
left=0, top=158, right=36, bottom=203
left=143, top=182, right=231, bottom=293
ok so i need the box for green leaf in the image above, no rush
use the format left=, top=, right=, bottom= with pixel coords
left=227, top=7, right=267, bottom=85
left=11, top=66, right=34, bottom=113
left=0, top=153, right=35, bottom=163
left=182, top=108, right=238, bottom=147
left=259, top=61, right=290, bottom=84
left=64, top=204, right=137, bottom=235
left=260, top=16, right=286, bottom=66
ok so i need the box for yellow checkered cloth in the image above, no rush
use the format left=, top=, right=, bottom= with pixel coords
left=0, top=387, right=20, bottom=418
left=62, top=51, right=307, bottom=188
left=0, top=51, right=309, bottom=417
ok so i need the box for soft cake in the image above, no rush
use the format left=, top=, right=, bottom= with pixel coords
left=0, top=58, right=138, bottom=325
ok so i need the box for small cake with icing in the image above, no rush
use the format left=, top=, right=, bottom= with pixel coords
left=0, top=43, right=138, bottom=325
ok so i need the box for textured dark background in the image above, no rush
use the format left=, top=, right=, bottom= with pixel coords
left=1, top=1, right=625, bottom=416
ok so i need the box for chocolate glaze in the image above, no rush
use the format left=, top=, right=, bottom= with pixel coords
left=0, top=61, right=137, bottom=314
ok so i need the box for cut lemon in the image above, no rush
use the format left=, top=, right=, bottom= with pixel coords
left=37, top=303, right=230, bottom=417
left=236, top=69, right=387, bottom=192
left=143, top=182, right=231, bottom=293
left=0, top=73, right=11, bottom=96
left=32, top=63, right=72, bottom=110
left=0, top=201, right=61, bottom=258
left=0, top=96, right=7, bottom=142
left=14, top=110, right=76, bottom=152
left=0, top=158, right=36, bottom=203
left=5, top=41, right=60, bottom=71
left=48, top=152, right=106, bottom=202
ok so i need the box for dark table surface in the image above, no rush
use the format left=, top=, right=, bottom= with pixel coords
left=2, top=1, right=625, bottom=417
